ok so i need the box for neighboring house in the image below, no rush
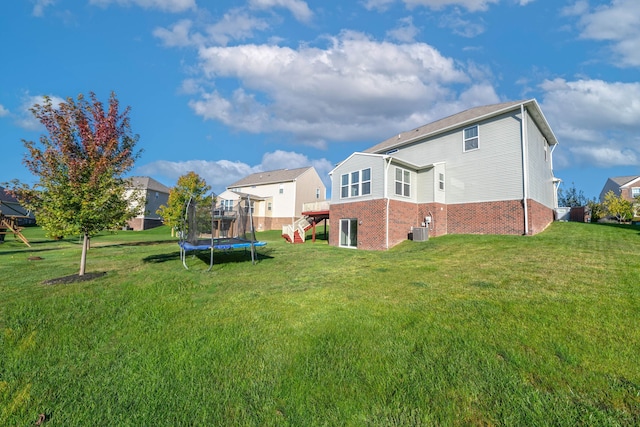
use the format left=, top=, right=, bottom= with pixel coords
left=598, top=176, right=640, bottom=203
left=125, top=176, right=171, bottom=231
left=599, top=175, right=640, bottom=219
left=0, top=186, right=36, bottom=225
left=223, top=167, right=326, bottom=231
left=329, top=99, right=560, bottom=250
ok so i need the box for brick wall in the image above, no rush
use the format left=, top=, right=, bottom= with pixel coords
left=528, top=199, right=555, bottom=234
left=447, top=200, right=525, bottom=235
left=417, top=203, right=447, bottom=237
left=329, top=200, right=387, bottom=250
left=330, top=197, right=554, bottom=250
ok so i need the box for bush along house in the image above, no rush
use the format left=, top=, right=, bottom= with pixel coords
left=329, top=99, right=561, bottom=250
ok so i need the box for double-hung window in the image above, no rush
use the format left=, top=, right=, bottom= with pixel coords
left=438, top=173, right=445, bottom=191
left=464, top=125, right=479, bottom=152
left=395, top=167, right=410, bottom=197
left=632, top=187, right=640, bottom=198
left=340, top=168, right=372, bottom=198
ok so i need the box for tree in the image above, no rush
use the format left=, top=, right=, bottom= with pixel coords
left=587, top=200, right=605, bottom=223
left=558, top=182, right=589, bottom=207
left=11, top=92, right=142, bottom=276
left=157, top=171, right=211, bottom=235
left=602, top=190, right=633, bottom=223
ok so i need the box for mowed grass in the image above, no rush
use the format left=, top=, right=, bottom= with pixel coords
left=1, top=222, right=639, bottom=426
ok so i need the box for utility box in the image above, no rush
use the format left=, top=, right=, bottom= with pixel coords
left=412, top=227, right=429, bottom=242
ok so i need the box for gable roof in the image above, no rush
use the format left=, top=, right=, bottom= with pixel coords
left=0, top=186, right=18, bottom=204
left=129, top=176, right=171, bottom=193
left=0, top=186, right=31, bottom=217
left=228, top=167, right=313, bottom=188
left=609, top=176, right=640, bottom=187
left=364, top=99, right=558, bottom=154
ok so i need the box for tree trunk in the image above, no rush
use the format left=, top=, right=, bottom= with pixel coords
left=79, top=233, right=89, bottom=276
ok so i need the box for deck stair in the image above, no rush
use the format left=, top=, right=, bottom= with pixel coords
left=282, top=201, right=330, bottom=244
left=282, top=215, right=314, bottom=243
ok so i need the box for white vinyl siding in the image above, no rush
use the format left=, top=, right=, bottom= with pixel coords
left=526, top=110, right=556, bottom=208
left=391, top=111, right=524, bottom=204
left=331, top=154, right=385, bottom=204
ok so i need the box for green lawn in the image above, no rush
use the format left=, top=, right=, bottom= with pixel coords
left=1, top=222, right=639, bottom=426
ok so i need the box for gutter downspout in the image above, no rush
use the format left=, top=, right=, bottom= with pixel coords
left=384, top=156, right=392, bottom=249
left=521, top=104, right=529, bottom=235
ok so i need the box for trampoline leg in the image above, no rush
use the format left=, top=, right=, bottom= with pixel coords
left=181, top=248, right=189, bottom=270
left=207, top=248, right=214, bottom=272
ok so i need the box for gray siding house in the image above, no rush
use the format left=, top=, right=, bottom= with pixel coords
left=329, top=99, right=560, bottom=250
left=125, top=176, right=171, bottom=231
left=599, top=176, right=640, bottom=203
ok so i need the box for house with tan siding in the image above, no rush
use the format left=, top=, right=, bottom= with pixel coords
left=329, top=99, right=560, bottom=250
left=222, top=167, right=326, bottom=232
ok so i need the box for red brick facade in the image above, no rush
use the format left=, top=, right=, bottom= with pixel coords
left=330, top=198, right=554, bottom=250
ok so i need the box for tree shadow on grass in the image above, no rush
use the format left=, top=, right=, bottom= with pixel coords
left=42, top=271, right=107, bottom=285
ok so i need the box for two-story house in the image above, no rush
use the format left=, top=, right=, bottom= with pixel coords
left=125, top=176, right=171, bottom=231
left=329, top=99, right=560, bottom=250
left=599, top=176, right=640, bottom=203
left=220, top=167, right=326, bottom=231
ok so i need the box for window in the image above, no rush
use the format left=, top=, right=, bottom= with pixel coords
left=395, top=167, right=410, bottom=197
left=362, top=168, right=371, bottom=195
left=632, top=187, right=640, bottom=198
left=439, top=173, right=445, bottom=191
left=340, top=219, right=358, bottom=248
left=279, top=184, right=284, bottom=194
left=340, top=168, right=372, bottom=198
left=316, top=188, right=320, bottom=199
left=222, top=199, right=234, bottom=211
left=351, top=171, right=360, bottom=197
left=267, top=202, right=272, bottom=211
left=463, top=125, right=479, bottom=151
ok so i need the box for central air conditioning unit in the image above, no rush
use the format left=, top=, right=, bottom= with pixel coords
left=412, top=227, right=429, bottom=242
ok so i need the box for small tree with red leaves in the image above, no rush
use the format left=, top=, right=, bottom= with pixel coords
left=13, top=92, right=142, bottom=276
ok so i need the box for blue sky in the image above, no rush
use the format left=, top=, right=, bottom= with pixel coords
left=1, top=0, right=638, bottom=199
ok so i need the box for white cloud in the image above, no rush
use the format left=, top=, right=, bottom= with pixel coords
left=540, top=78, right=640, bottom=168
left=560, top=0, right=588, bottom=17
left=439, top=8, right=486, bottom=37
left=573, top=0, right=640, bottom=67
left=89, top=0, right=196, bottom=13
left=32, top=0, right=56, bottom=17
left=187, top=31, right=501, bottom=146
left=136, top=150, right=333, bottom=192
left=0, top=104, right=9, bottom=117
left=386, top=16, right=420, bottom=42
left=153, top=19, right=199, bottom=47
left=15, top=94, right=66, bottom=131
left=402, top=0, right=499, bottom=12
left=205, top=9, right=270, bottom=46
left=249, top=0, right=313, bottom=23
left=154, top=10, right=270, bottom=48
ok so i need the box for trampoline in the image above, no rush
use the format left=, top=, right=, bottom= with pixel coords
left=178, top=193, right=267, bottom=271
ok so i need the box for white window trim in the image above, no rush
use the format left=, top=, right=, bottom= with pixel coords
left=463, top=125, right=479, bottom=152
left=339, top=218, right=358, bottom=248
left=340, top=168, right=372, bottom=199
left=394, top=167, right=411, bottom=198
left=438, top=172, right=445, bottom=191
